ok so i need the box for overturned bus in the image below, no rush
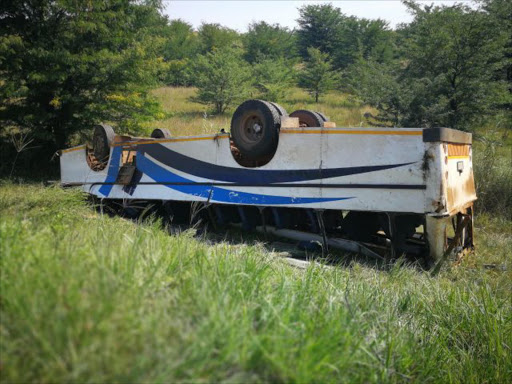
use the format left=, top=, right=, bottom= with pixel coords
left=60, top=100, right=476, bottom=264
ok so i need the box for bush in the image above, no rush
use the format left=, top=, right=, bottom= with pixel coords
left=299, top=47, right=339, bottom=102
left=192, top=47, right=252, bottom=114
left=252, top=58, right=296, bottom=102
left=473, top=134, right=512, bottom=219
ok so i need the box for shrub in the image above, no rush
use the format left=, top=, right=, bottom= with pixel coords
left=192, top=47, right=251, bottom=114
left=473, top=134, right=512, bottom=219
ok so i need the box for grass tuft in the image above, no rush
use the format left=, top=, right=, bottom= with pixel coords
left=1, top=183, right=511, bottom=382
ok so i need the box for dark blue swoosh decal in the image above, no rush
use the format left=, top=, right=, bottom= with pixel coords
left=137, top=154, right=353, bottom=205
left=138, top=144, right=414, bottom=184
left=98, top=146, right=122, bottom=197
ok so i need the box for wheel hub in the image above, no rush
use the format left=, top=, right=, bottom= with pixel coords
left=242, top=116, right=264, bottom=143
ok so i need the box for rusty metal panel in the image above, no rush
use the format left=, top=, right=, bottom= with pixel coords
left=443, top=143, right=476, bottom=215
left=115, top=165, right=136, bottom=185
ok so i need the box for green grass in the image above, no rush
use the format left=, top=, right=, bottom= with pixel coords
left=1, top=183, right=511, bottom=383
left=145, top=87, right=375, bottom=136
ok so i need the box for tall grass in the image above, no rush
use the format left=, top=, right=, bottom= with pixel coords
left=146, top=87, right=375, bottom=136
left=473, top=130, right=512, bottom=220
left=1, top=183, right=511, bottom=382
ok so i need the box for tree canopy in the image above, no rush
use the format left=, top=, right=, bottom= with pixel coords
left=193, top=47, right=251, bottom=114
left=348, top=1, right=509, bottom=129
left=197, top=23, right=240, bottom=54
left=252, top=58, right=296, bottom=102
left=243, top=21, right=296, bottom=63
left=299, top=47, right=339, bottom=102
left=296, top=4, right=395, bottom=69
left=0, top=0, right=168, bottom=153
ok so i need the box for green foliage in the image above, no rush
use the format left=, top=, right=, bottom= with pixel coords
left=158, top=19, right=198, bottom=86
left=299, top=48, right=339, bottom=102
left=473, top=133, right=512, bottom=218
left=296, top=4, right=344, bottom=60
left=0, top=0, right=167, bottom=155
left=355, top=19, right=396, bottom=65
left=164, top=59, right=193, bottom=87
left=297, top=4, right=395, bottom=69
left=243, top=21, right=296, bottom=63
left=0, top=183, right=511, bottom=382
left=193, top=47, right=251, bottom=114
left=481, top=0, right=512, bottom=104
left=401, top=2, right=509, bottom=129
left=348, top=2, right=510, bottom=130
left=197, top=23, right=241, bottom=54
left=162, top=19, right=199, bottom=61
left=252, top=58, right=296, bottom=102
left=345, top=60, right=409, bottom=126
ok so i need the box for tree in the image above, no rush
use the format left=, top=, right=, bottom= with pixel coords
left=243, top=21, right=296, bottom=63
left=193, top=47, right=251, bottom=114
left=400, top=2, right=508, bottom=128
left=296, top=4, right=344, bottom=59
left=0, top=0, right=167, bottom=156
left=296, top=4, right=395, bottom=70
left=356, top=19, right=395, bottom=64
left=197, top=23, right=240, bottom=54
left=349, top=2, right=509, bottom=129
left=481, top=0, right=512, bottom=108
left=160, top=19, right=199, bottom=86
left=299, top=48, right=338, bottom=102
left=162, top=19, right=199, bottom=61
left=252, top=58, right=296, bottom=102
left=345, top=59, right=411, bottom=126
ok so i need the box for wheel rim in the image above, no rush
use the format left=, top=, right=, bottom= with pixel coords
left=240, top=114, right=265, bottom=146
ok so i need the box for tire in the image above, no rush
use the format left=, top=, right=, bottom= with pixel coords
left=290, top=110, right=324, bottom=127
left=231, top=99, right=280, bottom=161
left=269, top=102, right=288, bottom=117
left=316, top=112, right=329, bottom=122
left=92, top=124, right=115, bottom=163
left=151, top=128, right=171, bottom=139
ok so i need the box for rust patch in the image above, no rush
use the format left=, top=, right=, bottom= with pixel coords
left=447, top=185, right=455, bottom=209
left=86, top=147, right=107, bottom=171
left=116, top=165, right=136, bottom=185
left=446, top=175, right=477, bottom=213
left=422, top=150, right=434, bottom=181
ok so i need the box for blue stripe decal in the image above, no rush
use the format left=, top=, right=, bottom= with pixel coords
left=138, top=144, right=414, bottom=184
left=98, top=147, right=122, bottom=197
left=137, top=154, right=353, bottom=205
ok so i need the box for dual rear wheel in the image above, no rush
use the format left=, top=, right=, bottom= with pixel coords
left=230, top=100, right=329, bottom=163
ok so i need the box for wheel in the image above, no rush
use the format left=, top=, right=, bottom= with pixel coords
left=151, top=128, right=171, bottom=139
left=269, top=102, right=288, bottom=117
left=231, top=99, right=280, bottom=161
left=316, top=112, right=329, bottom=122
left=289, top=110, right=324, bottom=127
left=92, top=124, right=115, bottom=163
